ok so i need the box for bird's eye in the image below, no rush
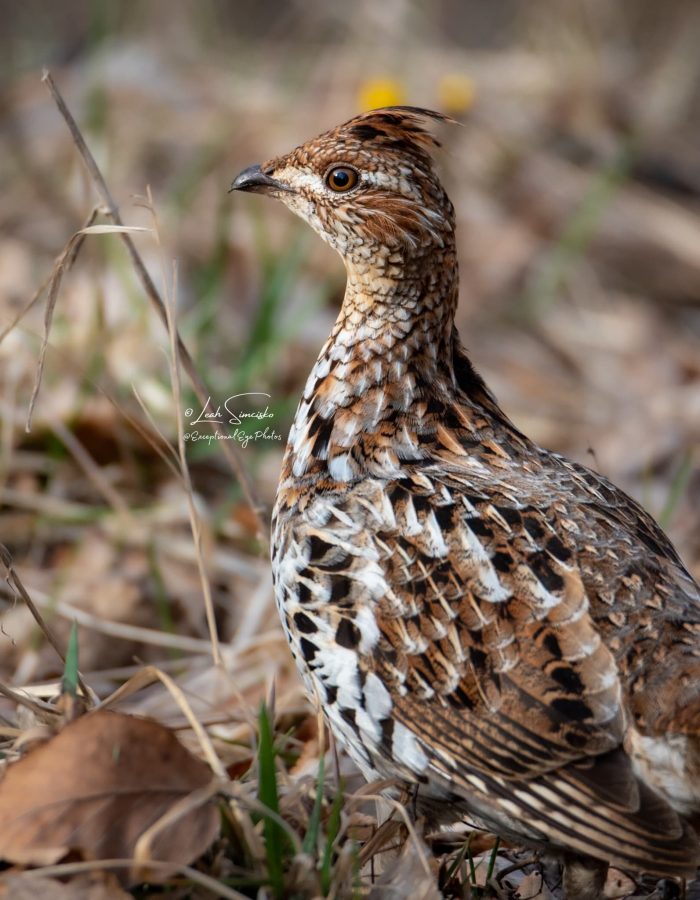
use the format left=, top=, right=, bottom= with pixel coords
left=325, top=166, right=359, bottom=193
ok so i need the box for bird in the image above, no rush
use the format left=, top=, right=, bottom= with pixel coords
left=230, top=106, right=700, bottom=899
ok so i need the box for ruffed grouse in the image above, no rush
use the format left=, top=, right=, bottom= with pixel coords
left=231, top=107, right=700, bottom=899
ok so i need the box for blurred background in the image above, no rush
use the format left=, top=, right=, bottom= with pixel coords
left=0, top=0, right=699, bottom=707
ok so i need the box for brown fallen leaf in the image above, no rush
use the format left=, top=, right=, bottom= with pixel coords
left=0, top=710, right=220, bottom=883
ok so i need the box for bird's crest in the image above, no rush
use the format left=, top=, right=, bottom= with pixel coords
left=334, top=106, right=458, bottom=162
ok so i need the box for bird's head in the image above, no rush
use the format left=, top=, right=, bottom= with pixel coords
left=230, top=107, right=457, bottom=267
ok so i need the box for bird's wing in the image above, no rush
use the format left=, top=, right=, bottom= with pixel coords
left=365, top=469, right=625, bottom=780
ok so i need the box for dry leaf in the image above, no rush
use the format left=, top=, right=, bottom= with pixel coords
left=0, top=710, right=219, bottom=883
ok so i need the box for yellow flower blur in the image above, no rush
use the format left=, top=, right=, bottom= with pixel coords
left=358, top=78, right=406, bottom=111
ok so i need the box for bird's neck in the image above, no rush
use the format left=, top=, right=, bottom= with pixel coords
left=332, top=242, right=459, bottom=373
left=284, top=240, right=465, bottom=481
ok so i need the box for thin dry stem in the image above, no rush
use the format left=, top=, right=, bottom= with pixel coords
left=147, top=188, right=221, bottom=666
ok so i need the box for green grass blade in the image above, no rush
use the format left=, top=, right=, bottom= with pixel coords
left=61, top=622, right=79, bottom=699
left=466, top=837, right=479, bottom=898
left=302, top=752, right=325, bottom=856
left=257, top=703, right=286, bottom=898
left=485, top=836, right=500, bottom=882
left=320, top=779, right=344, bottom=895
left=444, top=833, right=471, bottom=885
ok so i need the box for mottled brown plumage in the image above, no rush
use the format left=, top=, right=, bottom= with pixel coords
left=231, top=107, right=700, bottom=899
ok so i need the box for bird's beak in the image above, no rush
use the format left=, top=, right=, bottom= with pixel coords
left=229, top=164, right=292, bottom=194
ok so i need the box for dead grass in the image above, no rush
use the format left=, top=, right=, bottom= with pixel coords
left=0, top=3, right=699, bottom=897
